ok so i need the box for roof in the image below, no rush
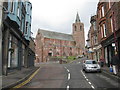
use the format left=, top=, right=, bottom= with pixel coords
left=75, top=13, right=81, bottom=23
left=38, top=29, right=74, bottom=41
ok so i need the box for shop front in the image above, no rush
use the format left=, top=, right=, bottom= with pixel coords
left=8, top=34, right=19, bottom=69
left=102, top=36, right=116, bottom=67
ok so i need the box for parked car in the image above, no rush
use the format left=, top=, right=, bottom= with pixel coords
left=82, top=60, right=101, bottom=73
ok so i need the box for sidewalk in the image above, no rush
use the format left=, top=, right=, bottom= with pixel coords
left=2, top=67, right=39, bottom=89
left=101, top=65, right=120, bottom=82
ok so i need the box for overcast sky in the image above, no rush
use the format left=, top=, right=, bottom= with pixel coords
left=30, top=0, right=99, bottom=42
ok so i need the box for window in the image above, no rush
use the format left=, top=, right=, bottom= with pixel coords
left=101, top=6, right=104, bottom=17
left=99, top=9, right=101, bottom=18
left=108, top=0, right=111, bottom=9
left=110, top=17, right=114, bottom=32
left=94, top=35, right=97, bottom=44
left=103, top=23, right=106, bottom=37
left=100, top=26, right=103, bottom=38
left=80, top=26, right=82, bottom=31
left=93, top=22, right=97, bottom=30
left=17, top=2, right=20, bottom=18
left=10, top=1, right=14, bottom=12
left=75, top=26, right=77, bottom=31
left=25, top=22, right=28, bottom=34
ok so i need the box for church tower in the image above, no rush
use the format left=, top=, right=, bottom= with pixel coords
left=72, top=13, right=85, bottom=55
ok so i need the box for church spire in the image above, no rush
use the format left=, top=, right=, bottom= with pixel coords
left=75, top=12, right=81, bottom=23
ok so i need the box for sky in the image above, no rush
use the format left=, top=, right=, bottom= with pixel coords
left=29, top=0, right=99, bottom=43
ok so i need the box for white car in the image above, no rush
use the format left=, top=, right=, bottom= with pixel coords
left=82, top=60, right=101, bottom=73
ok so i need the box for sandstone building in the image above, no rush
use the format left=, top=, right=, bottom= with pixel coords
left=86, top=1, right=120, bottom=68
left=35, top=13, right=85, bottom=62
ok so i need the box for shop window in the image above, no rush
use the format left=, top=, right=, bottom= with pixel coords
left=8, top=35, right=18, bottom=68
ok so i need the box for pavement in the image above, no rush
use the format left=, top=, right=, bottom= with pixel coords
left=2, top=67, right=39, bottom=89
left=101, top=65, right=120, bottom=83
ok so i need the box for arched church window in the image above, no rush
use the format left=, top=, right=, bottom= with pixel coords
left=80, top=26, right=82, bottom=31
left=75, top=26, right=77, bottom=31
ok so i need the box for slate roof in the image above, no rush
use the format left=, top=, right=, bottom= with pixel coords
left=38, top=29, right=74, bottom=41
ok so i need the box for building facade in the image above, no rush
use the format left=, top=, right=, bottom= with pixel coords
left=97, top=1, right=120, bottom=67
left=35, top=13, right=85, bottom=63
left=86, top=1, right=120, bottom=69
left=86, top=15, right=102, bottom=62
left=2, top=0, right=35, bottom=75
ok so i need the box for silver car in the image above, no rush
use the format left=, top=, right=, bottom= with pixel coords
left=82, top=60, right=101, bottom=73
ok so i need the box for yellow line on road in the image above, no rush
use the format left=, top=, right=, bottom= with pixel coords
left=13, top=67, right=41, bottom=88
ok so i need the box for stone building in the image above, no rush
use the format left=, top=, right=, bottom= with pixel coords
left=86, top=15, right=102, bottom=61
left=97, top=1, right=120, bottom=66
left=86, top=15, right=98, bottom=60
left=2, top=0, right=35, bottom=75
left=35, top=13, right=85, bottom=63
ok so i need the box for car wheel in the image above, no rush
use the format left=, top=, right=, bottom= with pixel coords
left=85, top=70, right=87, bottom=73
left=99, top=71, right=101, bottom=73
left=97, top=70, right=101, bottom=73
left=83, top=69, right=85, bottom=71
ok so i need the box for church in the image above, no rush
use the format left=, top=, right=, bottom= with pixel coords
left=35, top=13, right=85, bottom=62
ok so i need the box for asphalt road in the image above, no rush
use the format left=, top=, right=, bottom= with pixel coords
left=22, top=58, right=120, bottom=89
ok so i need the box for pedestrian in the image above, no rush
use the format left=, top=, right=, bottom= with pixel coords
left=111, top=54, right=120, bottom=75
left=100, top=57, right=104, bottom=67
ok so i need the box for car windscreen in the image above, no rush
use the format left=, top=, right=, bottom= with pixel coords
left=85, top=61, right=97, bottom=64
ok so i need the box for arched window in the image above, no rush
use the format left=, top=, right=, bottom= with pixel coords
left=80, top=26, right=82, bottom=31
left=75, top=26, right=77, bottom=31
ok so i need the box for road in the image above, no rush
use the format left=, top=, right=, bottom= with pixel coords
left=22, top=58, right=120, bottom=89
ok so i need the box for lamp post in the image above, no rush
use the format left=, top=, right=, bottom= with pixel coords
left=0, top=0, right=3, bottom=76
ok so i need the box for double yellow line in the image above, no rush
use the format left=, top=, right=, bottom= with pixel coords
left=13, top=67, right=41, bottom=88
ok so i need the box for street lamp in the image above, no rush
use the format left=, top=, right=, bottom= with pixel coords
left=0, top=1, right=4, bottom=76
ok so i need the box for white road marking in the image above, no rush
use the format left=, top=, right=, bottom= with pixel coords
left=81, top=70, right=95, bottom=89
left=79, top=62, right=81, bottom=63
left=88, top=82, right=92, bottom=85
left=67, top=85, right=69, bottom=90
left=67, top=69, right=70, bottom=73
left=64, top=67, right=67, bottom=69
left=84, top=76, right=87, bottom=79
left=91, top=85, right=95, bottom=89
left=68, top=73, right=71, bottom=80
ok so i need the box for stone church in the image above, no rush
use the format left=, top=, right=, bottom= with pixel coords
left=35, top=13, right=85, bottom=62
